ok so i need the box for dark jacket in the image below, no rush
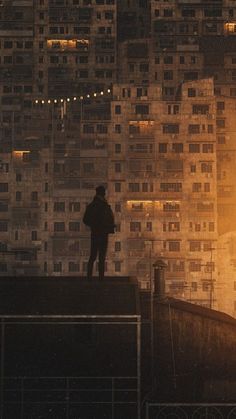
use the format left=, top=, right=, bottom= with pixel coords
left=83, top=195, right=115, bottom=235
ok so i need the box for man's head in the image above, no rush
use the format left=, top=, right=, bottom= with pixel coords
left=96, top=185, right=106, bottom=197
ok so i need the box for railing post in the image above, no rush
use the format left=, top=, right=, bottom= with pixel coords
left=66, top=377, right=70, bottom=419
left=0, top=318, right=5, bottom=419
left=20, top=377, right=24, bottom=419
left=111, top=377, right=115, bottom=419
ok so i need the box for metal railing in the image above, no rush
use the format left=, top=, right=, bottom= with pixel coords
left=2, top=375, right=138, bottom=419
left=146, top=403, right=236, bottom=418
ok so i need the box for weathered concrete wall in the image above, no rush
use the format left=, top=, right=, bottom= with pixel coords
left=141, top=295, right=236, bottom=402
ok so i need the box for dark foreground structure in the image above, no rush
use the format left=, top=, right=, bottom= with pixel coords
left=1, top=277, right=236, bottom=418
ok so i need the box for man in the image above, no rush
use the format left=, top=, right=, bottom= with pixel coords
left=83, top=185, right=115, bottom=280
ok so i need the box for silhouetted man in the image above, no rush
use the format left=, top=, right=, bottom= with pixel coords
left=83, top=186, right=115, bottom=280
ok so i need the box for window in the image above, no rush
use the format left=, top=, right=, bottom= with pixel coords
left=163, top=124, right=179, bottom=134
left=188, top=88, right=196, bottom=97
left=0, top=221, right=8, bottom=231
left=69, top=202, right=80, bottom=212
left=168, top=222, right=180, bottom=231
left=115, top=203, right=121, bottom=212
left=189, top=261, right=201, bottom=272
left=115, top=183, right=121, bottom=192
left=69, top=222, right=80, bottom=232
left=135, top=104, right=149, bottom=115
left=115, top=105, right=121, bottom=114
left=129, top=183, right=140, bottom=192
left=115, top=241, right=121, bottom=252
left=159, top=143, right=167, bottom=153
left=54, top=202, right=65, bottom=212
left=0, top=183, right=8, bottom=192
left=164, top=71, right=173, bottom=80
left=31, top=231, right=38, bottom=241
left=204, top=183, right=210, bottom=192
left=69, top=262, right=80, bottom=272
left=189, top=143, right=200, bottom=153
left=192, top=183, right=201, bottom=192
left=15, top=191, right=22, bottom=201
left=209, top=222, right=215, bottom=232
left=115, top=144, right=121, bottom=153
left=188, top=124, right=200, bottom=134
left=182, top=8, right=195, bottom=17
left=190, top=241, right=201, bottom=251
left=130, top=222, right=141, bottom=232
left=202, top=144, right=214, bottom=153
left=216, top=119, right=225, bottom=129
left=172, top=143, right=183, bottom=153
left=201, top=163, right=212, bottom=173
left=31, top=191, right=38, bottom=201
left=164, top=56, right=173, bottom=65
left=160, top=183, right=182, bottom=192
left=169, top=241, right=180, bottom=252
left=217, top=102, right=225, bottom=111
left=115, top=124, right=121, bottom=133
left=163, top=202, right=180, bottom=212
left=54, top=222, right=65, bottom=232
left=146, top=222, right=152, bottom=232
left=115, top=163, right=121, bottom=173
left=191, top=282, right=198, bottom=292
left=192, top=105, right=209, bottom=115
left=54, top=262, right=62, bottom=273
left=114, top=261, right=121, bottom=272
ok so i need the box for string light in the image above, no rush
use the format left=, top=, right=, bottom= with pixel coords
left=34, top=88, right=112, bottom=105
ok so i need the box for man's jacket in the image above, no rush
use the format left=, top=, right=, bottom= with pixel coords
left=83, top=195, right=115, bottom=235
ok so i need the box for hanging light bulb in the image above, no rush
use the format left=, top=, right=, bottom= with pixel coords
left=54, top=99, right=57, bottom=103
left=48, top=99, right=51, bottom=104
left=73, top=97, right=77, bottom=101
left=42, top=100, right=45, bottom=104
left=80, top=96, right=83, bottom=100
left=60, top=99, right=64, bottom=102
left=87, top=94, right=90, bottom=98
left=107, top=89, right=111, bottom=93
left=100, top=91, right=104, bottom=95
left=67, top=98, right=70, bottom=102
left=35, top=100, right=39, bottom=104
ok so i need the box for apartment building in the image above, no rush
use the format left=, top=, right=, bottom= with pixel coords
left=0, top=0, right=236, bottom=312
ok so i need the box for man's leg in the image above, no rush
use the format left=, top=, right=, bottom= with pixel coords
left=87, top=235, right=98, bottom=280
left=98, top=235, right=108, bottom=280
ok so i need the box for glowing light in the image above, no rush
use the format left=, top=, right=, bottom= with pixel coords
left=100, top=91, right=104, bottom=95
left=60, top=99, right=64, bottom=102
left=107, top=89, right=111, bottom=93
left=42, top=100, right=45, bottom=104
left=87, top=94, right=90, bottom=98
left=94, top=93, right=97, bottom=97
left=80, top=96, right=84, bottom=100
left=13, top=150, right=30, bottom=157
left=47, top=100, right=51, bottom=104
left=54, top=99, right=57, bottom=103
left=67, top=98, right=70, bottom=102
left=35, top=100, right=38, bottom=104
left=73, top=97, right=77, bottom=101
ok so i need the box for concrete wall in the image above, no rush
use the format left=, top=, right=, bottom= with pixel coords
left=141, top=295, right=236, bottom=402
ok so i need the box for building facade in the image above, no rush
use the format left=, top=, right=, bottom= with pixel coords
left=0, top=0, right=236, bottom=313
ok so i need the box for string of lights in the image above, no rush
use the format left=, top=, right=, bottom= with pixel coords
left=34, top=88, right=112, bottom=105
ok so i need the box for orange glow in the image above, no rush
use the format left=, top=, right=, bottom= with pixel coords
left=47, top=39, right=89, bottom=51
left=224, top=23, right=236, bottom=34
left=13, top=151, right=30, bottom=157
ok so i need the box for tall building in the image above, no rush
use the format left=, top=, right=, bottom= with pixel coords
left=0, top=0, right=236, bottom=313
